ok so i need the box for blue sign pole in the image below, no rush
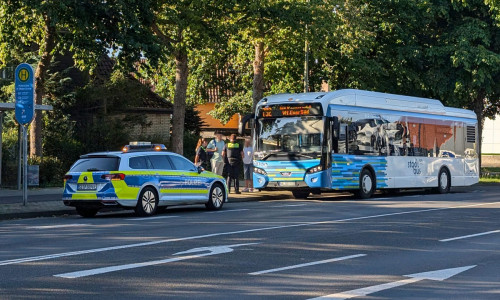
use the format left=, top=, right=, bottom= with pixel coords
left=15, top=63, right=35, bottom=125
left=15, top=63, right=35, bottom=206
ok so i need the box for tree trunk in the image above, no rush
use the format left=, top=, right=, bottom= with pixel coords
left=252, top=41, right=265, bottom=112
left=170, top=48, right=188, bottom=155
left=473, top=92, right=485, bottom=175
left=30, top=16, right=55, bottom=157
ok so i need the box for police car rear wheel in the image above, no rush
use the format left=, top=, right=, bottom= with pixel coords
left=135, top=187, right=158, bottom=217
left=76, top=207, right=99, bottom=218
left=206, top=184, right=224, bottom=210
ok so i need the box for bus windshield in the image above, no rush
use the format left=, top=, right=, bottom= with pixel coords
left=256, top=116, right=324, bottom=159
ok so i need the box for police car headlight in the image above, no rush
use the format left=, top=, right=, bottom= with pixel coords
left=254, top=167, right=267, bottom=175
left=307, top=165, right=323, bottom=174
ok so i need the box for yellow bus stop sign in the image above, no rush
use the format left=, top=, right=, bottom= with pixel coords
left=18, top=68, right=30, bottom=82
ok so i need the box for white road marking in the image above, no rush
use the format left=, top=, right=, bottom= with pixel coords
left=54, top=243, right=258, bottom=278
left=440, top=229, right=500, bottom=242
left=1, top=201, right=497, bottom=266
left=26, top=224, right=90, bottom=230
left=249, top=254, right=366, bottom=275
left=271, top=204, right=308, bottom=208
left=308, top=265, right=476, bottom=299
left=125, top=216, right=179, bottom=221
left=207, top=209, right=249, bottom=214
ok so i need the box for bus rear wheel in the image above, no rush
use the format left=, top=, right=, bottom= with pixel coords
left=292, top=190, right=310, bottom=199
left=436, top=168, right=451, bottom=194
left=355, top=169, right=375, bottom=199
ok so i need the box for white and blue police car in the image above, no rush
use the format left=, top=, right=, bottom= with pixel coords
left=63, top=142, right=227, bottom=217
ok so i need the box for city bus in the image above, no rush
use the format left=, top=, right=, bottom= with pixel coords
left=240, top=89, right=479, bottom=199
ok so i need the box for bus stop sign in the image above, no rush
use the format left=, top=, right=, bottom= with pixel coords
left=15, top=63, right=35, bottom=125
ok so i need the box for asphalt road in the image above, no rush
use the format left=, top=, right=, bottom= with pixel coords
left=0, top=186, right=499, bottom=299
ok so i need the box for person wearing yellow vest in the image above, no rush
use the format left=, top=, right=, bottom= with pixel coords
left=222, top=134, right=243, bottom=194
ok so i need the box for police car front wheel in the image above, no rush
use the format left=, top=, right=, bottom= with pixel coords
left=135, top=187, right=159, bottom=217
left=206, top=183, right=224, bottom=210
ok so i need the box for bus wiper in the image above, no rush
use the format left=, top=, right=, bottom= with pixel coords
left=261, top=152, right=316, bottom=160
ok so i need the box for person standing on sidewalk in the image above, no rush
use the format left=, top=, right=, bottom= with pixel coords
left=242, top=138, right=254, bottom=192
left=194, top=138, right=209, bottom=170
left=207, top=133, right=225, bottom=176
left=222, top=134, right=243, bottom=194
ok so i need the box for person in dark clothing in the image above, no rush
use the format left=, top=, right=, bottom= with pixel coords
left=194, top=138, right=209, bottom=170
left=222, top=134, right=243, bottom=194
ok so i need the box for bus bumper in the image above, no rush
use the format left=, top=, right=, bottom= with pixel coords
left=253, top=169, right=330, bottom=189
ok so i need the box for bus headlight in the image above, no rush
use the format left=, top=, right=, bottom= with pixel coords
left=254, top=167, right=267, bottom=175
left=307, top=165, right=323, bottom=174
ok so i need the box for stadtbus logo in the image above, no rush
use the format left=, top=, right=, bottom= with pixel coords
left=407, top=159, right=423, bottom=175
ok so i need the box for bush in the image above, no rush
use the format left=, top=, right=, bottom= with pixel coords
left=1, top=127, right=19, bottom=188
left=183, top=131, right=200, bottom=162
left=28, top=156, right=66, bottom=187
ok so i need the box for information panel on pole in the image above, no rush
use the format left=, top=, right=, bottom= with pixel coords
left=14, top=62, right=35, bottom=206
left=14, top=63, right=35, bottom=125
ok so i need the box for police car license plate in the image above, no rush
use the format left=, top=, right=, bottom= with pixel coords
left=278, top=181, right=296, bottom=187
left=78, top=183, right=97, bottom=191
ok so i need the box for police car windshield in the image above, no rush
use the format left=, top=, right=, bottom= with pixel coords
left=70, top=157, right=120, bottom=172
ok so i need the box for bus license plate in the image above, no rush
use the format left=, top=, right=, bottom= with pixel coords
left=279, top=182, right=296, bottom=187
left=78, top=183, right=97, bottom=191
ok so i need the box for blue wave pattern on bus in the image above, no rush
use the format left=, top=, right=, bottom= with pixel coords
left=255, top=159, right=319, bottom=181
left=331, top=155, right=388, bottom=189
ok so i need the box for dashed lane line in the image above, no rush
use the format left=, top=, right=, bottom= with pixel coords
left=249, top=254, right=366, bottom=275
left=126, top=216, right=179, bottom=221
left=26, top=224, right=90, bottom=230
left=271, top=204, right=308, bottom=208
left=207, top=209, right=250, bottom=214
left=440, top=229, right=500, bottom=242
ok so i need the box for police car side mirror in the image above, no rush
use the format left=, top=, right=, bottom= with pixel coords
left=197, top=166, right=204, bottom=174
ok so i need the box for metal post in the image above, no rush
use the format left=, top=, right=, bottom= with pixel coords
left=22, top=125, right=28, bottom=206
left=304, top=39, right=309, bottom=92
left=17, top=124, right=22, bottom=190
left=0, top=111, right=3, bottom=188
left=304, top=0, right=310, bottom=93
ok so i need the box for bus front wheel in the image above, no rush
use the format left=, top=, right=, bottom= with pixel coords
left=356, top=169, right=375, bottom=199
left=292, top=190, right=310, bottom=199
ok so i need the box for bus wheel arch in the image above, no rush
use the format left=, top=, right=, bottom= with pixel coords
left=436, top=166, right=451, bottom=194
left=356, top=165, right=376, bottom=199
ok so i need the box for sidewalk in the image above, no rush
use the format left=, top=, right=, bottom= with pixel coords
left=0, top=187, right=291, bottom=221
left=0, top=187, right=70, bottom=220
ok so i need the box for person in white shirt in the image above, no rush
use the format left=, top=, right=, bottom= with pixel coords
left=206, top=133, right=225, bottom=176
left=242, top=138, right=254, bottom=192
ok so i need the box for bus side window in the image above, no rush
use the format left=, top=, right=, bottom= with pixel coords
left=338, top=124, right=348, bottom=154
left=331, top=117, right=339, bottom=153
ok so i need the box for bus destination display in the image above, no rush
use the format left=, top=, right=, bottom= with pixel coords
left=259, top=103, right=323, bottom=118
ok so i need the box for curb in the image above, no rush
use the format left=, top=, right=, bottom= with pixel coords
left=0, top=209, right=77, bottom=221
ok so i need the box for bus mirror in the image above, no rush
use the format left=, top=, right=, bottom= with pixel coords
left=239, top=114, right=255, bottom=135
